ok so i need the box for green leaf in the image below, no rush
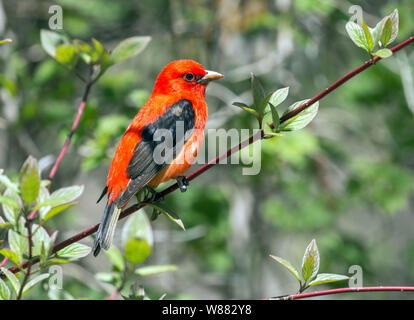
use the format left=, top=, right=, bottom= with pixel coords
left=19, top=156, right=40, bottom=205
left=374, top=48, right=393, bottom=58
left=1, top=189, right=22, bottom=225
left=42, top=202, right=77, bottom=222
left=280, top=99, right=319, bottom=132
left=145, top=203, right=185, bottom=231
left=0, top=195, right=20, bottom=209
left=124, top=238, right=151, bottom=264
left=362, top=20, right=373, bottom=52
left=269, top=255, right=301, bottom=283
left=55, top=242, right=91, bottom=260
left=95, top=272, right=119, bottom=284
left=0, top=170, right=19, bottom=194
left=0, top=279, right=10, bottom=300
left=135, top=265, right=177, bottom=276
left=103, top=246, right=125, bottom=272
left=268, top=103, right=280, bottom=132
left=44, top=258, right=70, bottom=267
left=370, top=18, right=385, bottom=48
left=308, top=273, right=349, bottom=287
left=38, top=185, right=84, bottom=208
left=388, top=9, right=399, bottom=45
left=0, top=249, right=19, bottom=265
left=40, top=29, right=69, bottom=58
left=232, top=102, right=260, bottom=118
left=121, top=211, right=153, bottom=247
left=301, top=239, right=319, bottom=283
left=110, top=36, right=151, bottom=65
left=269, top=87, right=289, bottom=108
left=345, top=21, right=370, bottom=52
left=380, top=18, right=392, bottom=47
left=8, top=230, right=28, bottom=263
left=251, top=73, right=265, bottom=111
left=74, top=39, right=93, bottom=64
left=22, top=273, right=50, bottom=296
left=55, top=44, right=79, bottom=69
left=0, top=267, right=20, bottom=296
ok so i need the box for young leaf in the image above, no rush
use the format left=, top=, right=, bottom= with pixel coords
left=0, top=171, right=19, bottom=194
left=345, top=21, right=370, bottom=52
left=0, top=249, right=19, bottom=265
left=110, top=36, right=151, bottom=65
left=269, top=254, right=301, bottom=283
left=40, top=29, right=69, bottom=58
left=8, top=230, right=28, bottom=263
left=301, top=239, right=320, bottom=283
left=121, top=211, right=153, bottom=248
left=103, top=246, right=125, bottom=272
left=144, top=203, right=185, bottom=231
left=55, top=243, right=91, bottom=260
left=232, top=102, right=260, bottom=118
left=55, top=44, right=78, bottom=69
left=251, top=73, right=265, bottom=111
left=362, top=20, right=373, bottom=52
left=0, top=278, right=10, bottom=300
left=0, top=267, right=20, bottom=296
left=269, top=87, right=289, bottom=108
left=1, top=189, right=22, bottom=225
left=370, top=18, right=386, bottom=48
left=19, top=156, right=40, bottom=205
left=124, top=238, right=151, bottom=264
left=308, top=273, right=349, bottom=287
left=380, top=18, right=392, bottom=47
left=280, top=100, right=319, bottom=132
left=388, top=9, right=399, bottom=45
left=268, top=103, right=280, bottom=132
left=135, top=265, right=177, bottom=276
left=374, top=48, right=392, bottom=58
left=42, top=202, right=77, bottom=222
left=38, top=185, right=84, bottom=208
left=22, top=273, right=50, bottom=296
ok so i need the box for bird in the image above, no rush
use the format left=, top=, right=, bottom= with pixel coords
left=93, top=59, right=223, bottom=256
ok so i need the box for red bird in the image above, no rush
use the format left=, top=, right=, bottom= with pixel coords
left=93, top=60, right=223, bottom=256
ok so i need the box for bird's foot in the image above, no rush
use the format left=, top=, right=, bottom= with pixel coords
left=142, top=186, right=164, bottom=203
left=176, top=176, right=189, bottom=193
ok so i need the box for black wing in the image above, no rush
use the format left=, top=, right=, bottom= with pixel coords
left=117, top=99, right=195, bottom=207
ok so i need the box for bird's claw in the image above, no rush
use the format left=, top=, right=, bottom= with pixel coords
left=176, top=176, right=189, bottom=193
left=143, top=186, right=164, bottom=203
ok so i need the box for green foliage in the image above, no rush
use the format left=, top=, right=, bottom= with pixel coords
left=270, top=239, right=349, bottom=293
left=345, top=9, right=399, bottom=58
left=0, top=156, right=88, bottom=299
left=95, top=211, right=176, bottom=299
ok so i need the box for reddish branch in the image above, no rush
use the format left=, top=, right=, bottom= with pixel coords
left=6, top=35, right=414, bottom=280
left=48, top=78, right=94, bottom=181
left=271, top=286, right=414, bottom=300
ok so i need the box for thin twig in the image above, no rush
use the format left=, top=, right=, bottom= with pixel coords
left=16, top=217, right=33, bottom=300
left=6, top=35, right=414, bottom=277
left=270, top=286, right=414, bottom=300
left=48, top=77, right=94, bottom=181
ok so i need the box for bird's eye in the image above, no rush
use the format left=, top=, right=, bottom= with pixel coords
left=184, top=73, right=195, bottom=82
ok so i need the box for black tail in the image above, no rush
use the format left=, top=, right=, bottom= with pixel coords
left=93, top=199, right=121, bottom=257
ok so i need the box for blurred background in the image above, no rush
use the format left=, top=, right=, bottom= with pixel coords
left=0, top=0, right=413, bottom=299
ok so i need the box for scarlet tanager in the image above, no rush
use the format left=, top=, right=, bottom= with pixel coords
left=93, top=60, right=223, bottom=256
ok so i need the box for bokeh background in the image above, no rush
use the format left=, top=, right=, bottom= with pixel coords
left=1, top=0, right=414, bottom=299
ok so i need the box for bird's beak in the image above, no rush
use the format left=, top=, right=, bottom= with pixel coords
left=197, top=70, right=224, bottom=84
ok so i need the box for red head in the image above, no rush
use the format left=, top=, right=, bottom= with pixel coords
left=152, top=60, right=223, bottom=97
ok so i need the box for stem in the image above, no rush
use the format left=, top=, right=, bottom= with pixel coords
left=271, top=286, right=414, bottom=300
left=5, top=35, right=414, bottom=277
left=48, top=78, right=94, bottom=181
left=16, top=218, right=33, bottom=300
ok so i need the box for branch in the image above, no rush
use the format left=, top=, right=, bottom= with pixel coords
left=16, top=216, right=34, bottom=300
left=270, top=286, right=414, bottom=300
left=7, top=35, right=414, bottom=275
left=48, top=77, right=94, bottom=181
